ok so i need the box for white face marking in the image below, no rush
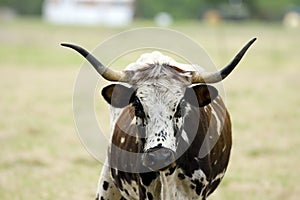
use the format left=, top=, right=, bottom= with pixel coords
left=136, top=82, right=184, bottom=152
left=127, top=61, right=192, bottom=153
left=109, top=52, right=194, bottom=153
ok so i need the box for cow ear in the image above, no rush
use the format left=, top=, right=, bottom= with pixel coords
left=184, top=85, right=218, bottom=107
left=101, top=84, right=135, bottom=108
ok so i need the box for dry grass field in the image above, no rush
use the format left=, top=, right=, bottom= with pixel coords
left=0, top=18, right=299, bottom=199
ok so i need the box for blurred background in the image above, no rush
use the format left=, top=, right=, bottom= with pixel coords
left=0, top=0, right=299, bottom=199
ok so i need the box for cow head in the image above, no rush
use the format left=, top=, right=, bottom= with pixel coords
left=61, top=38, right=256, bottom=171
left=100, top=64, right=219, bottom=171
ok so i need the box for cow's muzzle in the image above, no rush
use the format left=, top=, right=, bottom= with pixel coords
left=142, top=147, right=175, bottom=171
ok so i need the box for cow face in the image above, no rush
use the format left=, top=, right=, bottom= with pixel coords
left=102, top=68, right=218, bottom=171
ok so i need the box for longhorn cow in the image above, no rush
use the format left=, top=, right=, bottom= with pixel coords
left=62, top=38, right=256, bottom=200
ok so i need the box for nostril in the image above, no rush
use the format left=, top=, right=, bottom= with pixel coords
left=161, top=150, right=172, bottom=160
left=146, top=152, right=157, bottom=167
left=148, top=150, right=172, bottom=162
left=156, top=151, right=172, bottom=161
left=142, top=148, right=175, bottom=170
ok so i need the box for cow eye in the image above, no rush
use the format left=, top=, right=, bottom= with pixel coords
left=174, top=100, right=186, bottom=118
left=132, top=97, right=146, bottom=119
left=135, top=108, right=146, bottom=119
left=174, top=104, right=182, bottom=118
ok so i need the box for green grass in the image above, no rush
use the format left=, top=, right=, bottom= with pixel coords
left=0, top=18, right=299, bottom=199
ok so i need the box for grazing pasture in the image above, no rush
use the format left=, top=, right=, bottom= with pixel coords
left=0, top=19, right=299, bottom=199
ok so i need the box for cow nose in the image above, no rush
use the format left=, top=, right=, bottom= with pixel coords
left=142, top=148, right=175, bottom=171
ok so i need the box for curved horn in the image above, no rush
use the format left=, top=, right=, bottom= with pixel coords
left=192, top=38, right=257, bottom=83
left=61, top=43, right=126, bottom=82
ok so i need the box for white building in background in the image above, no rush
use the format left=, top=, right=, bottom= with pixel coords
left=43, top=0, right=135, bottom=26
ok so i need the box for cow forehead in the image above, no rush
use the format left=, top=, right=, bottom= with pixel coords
left=132, top=63, right=189, bottom=108
left=125, top=52, right=195, bottom=114
left=136, top=82, right=183, bottom=112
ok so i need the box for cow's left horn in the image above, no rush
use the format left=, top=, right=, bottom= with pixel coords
left=61, top=43, right=126, bottom=82
left=192, top=38, right=256, bottom=83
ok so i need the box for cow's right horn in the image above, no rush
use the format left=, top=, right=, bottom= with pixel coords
left=61, top=43, right=126, bottom=82
left=191, top=38, right=256, bottom=84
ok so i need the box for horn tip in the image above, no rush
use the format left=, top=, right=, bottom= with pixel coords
left=60, top=43, right=73, bottom=48
left=60, top=43, right=90, bottom=59
left=250, top=37, right=257, bottom=44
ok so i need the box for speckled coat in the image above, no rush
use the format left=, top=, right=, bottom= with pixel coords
left=95, top=52, right=232, bottom=200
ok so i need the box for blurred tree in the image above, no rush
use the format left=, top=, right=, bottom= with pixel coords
left=135, top=0, right=206, bottom=19
left=0, top=0, right=42, bottom=15
left=245, top=0, right=299, bottom=20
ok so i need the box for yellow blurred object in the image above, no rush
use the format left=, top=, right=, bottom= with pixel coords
left=203, top=10, right=222, bottom=25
